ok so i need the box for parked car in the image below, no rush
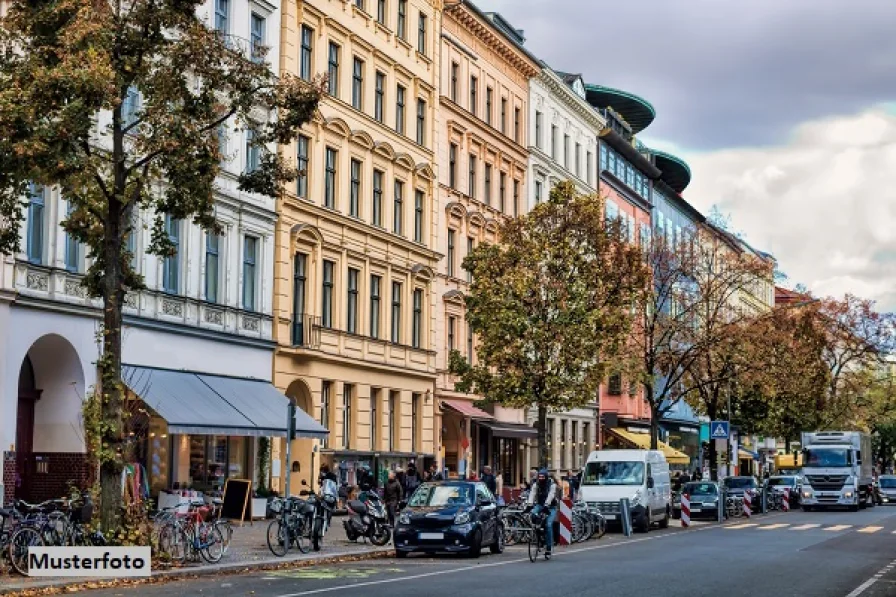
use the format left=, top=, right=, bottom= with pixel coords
left=876, top=475, right=896, bottom=504
left=722, top=476, right=762, bottom=510
left=765, top=475, right=802, bottom=507
left=677, top=482, right=721, bottom=519
left=393, top=481, right=503, bottom=558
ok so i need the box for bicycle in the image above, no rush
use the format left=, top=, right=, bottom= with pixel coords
left=527, top=509, right=552, bottom=562
left=156, top=502, right=224, bottom=564
left=499, top=503, right=532, bottom=546
left=267, top=496, right=312, bottom=557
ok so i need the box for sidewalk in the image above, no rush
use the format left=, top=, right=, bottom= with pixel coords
left=0, top=516, right=392, bottom=595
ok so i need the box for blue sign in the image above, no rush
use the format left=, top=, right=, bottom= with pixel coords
left=710, top=421, right=730, bottom=439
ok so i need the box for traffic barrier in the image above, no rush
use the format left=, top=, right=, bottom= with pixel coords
left=743, top=490, right=752, bottom=518
left=558, top=498, right=572, bottom=545
left=680, top=493, right=691, bottom=527
left=782, top=488, right=790, bottom=511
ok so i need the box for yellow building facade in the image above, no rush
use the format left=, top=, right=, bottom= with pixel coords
left=274, top=0, right=443, bottom=493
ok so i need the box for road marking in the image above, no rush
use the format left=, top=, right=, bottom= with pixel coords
left=858, top=526, right=884, bottom=534
left=791, top=524, right=821, bottom=530
left=845, top=557, right=896, bottom=597
left=724, top=523, right=758, bottom=529
left=824, top=524, right=853, bottom=532
left=758, top=523, right=790, bottom=530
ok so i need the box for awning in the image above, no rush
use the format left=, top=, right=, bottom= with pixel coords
left=122, top=365, right=328, bottom=439
left=478, top=421, right=538, bottom=439
left=738, top=448, right=760, bottom=461
left=440, top=399, right=494, bottom=420
left=608, top=428, right=691, bottom=465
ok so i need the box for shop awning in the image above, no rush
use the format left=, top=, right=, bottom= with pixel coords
left=608, top=428, right=691, bottom=465
left=739, top=448, right=760, bottom=461
left=478, top=421, right=538, bottom=439
left=440, top=399, right=494, bottom=420
left=122, top=365, right=328, bottom=439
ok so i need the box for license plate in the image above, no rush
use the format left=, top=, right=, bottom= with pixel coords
left=690, top=508, right=702, bottom=513
left=418, top=532, right=444, bottom=540
left=603, top=514, right=616, bottom=520
left=819, top=492, right=838, bottom=497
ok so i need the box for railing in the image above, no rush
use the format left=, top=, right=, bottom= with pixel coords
left=291, top=313, right=322, bottom=348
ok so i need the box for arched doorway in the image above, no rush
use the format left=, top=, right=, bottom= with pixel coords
left=283, top=379, right=316, bottom=496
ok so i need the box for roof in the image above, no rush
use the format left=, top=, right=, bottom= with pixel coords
left=775, top=286, right=812, bottom=306
left=584, top=84, right=656, bottom=134
left=652, top=149, right=692, bottom=193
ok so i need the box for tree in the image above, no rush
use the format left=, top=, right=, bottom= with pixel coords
left=449, top=182, right=649, bottom=468
left=0, top=0, right=321, bottom=530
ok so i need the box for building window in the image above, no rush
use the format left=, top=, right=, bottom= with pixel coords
left=327, top=42, right=339, bottom=97
left=469, top=75, right=477, bottom=116
left=535, top=111, right=542, bottom=149
left=351, top=57, right=364, bottom=110
left=370, top=388, right=380, bottom=448
left=370, top=274, right=381, bottom=338
left=216, top=123, right=227, bottom=165
left=449, top=143, right=457, bottom=189
left=374, top=71, right=385, bottom=123
left=499, top=172, right=506, bottom=213
left=126, top=210, right=139, bottom=271
left=575, top=143, right=582, bottom=177
left=397, top=0, right=407, bottom=39
left=391, top=281, right=402, bottom=343
left=293, top=253, right=307, bottom=345
left=416, top=98, right=426, bottom=145
left=486, top=87, right=493, bottom=126
left=466, top=236, right=474, bottom=283
left=600, top=144, right=608, bottom=172
left=551, top=125, right=557, bottom=160
left=447, top=229, right=455, bottom=277
left=245, top=126, right=260, bottom=172
left=296, top=135, right=309, bottom=198
left=450, top=62, right=458, bottom=102
left=347, top=267, right=359, bottom=334
left=393, top=179, right=404, bottom=236
left=395, top=84, right=405, bottom=135
left=343, top=384, right=353, bottom=449
left=300, top=25, right=313, bottom=81
left=484, top=164, right=492, bottom=206
left=514, top=107, right=521, bottom=143
left=205, top=233, right=220, bottom=303
left=372, top=169, right=384, bottom=226
left=412, top=288, right=423, bottom=348
left=377, top=0, right=386, bottom=24
left=417, top=12, right=427, bottom=54
left=564, top=134, right=570, bottom=169
left=535, top=180, right=542, bottom=204
left=324, top=146, right=337, bottom=209
left=321, top=381, right=331, bottom=448
left=513, top=180, right=520, bottom=217
left=608, top=372, right=622, bottom=395
left=354, top=0, right=365, bottom=10
left=250, top=13, right=265, bottom=63
left=587, top=150, right=593, bottom=185
left=322, top=259, right=334, bottom=328
left=388, top=391, right=398, bottom=451
left=560, top=420, right=567, bottom=469
left=350, top=158, right=361, bottom=218
left=414, top=189, right=424, bottom=243
left=466, top=319, right=473, bottom=363
left=242, top=236, right=257, bottom=311
left=411, top=393, right=420, bottom=450
left=162, top=214, right=180, bottom=293
left=500, top=98, right=507, bottom=134
left=468, top=153, right=476, bottom=198
left=214, top=0, right=228, bottom=32
left=63, top=200, right=79, bottom=272
left=447, top=315, right=455, bottom=350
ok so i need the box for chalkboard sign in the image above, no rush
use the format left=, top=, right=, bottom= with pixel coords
left=220, top=479, right=252, bottom=526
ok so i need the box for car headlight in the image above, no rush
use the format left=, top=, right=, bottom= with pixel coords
left=454, top=511, right=470, bottom=525
left=843, top=490, right=854, bottom=498
left=398, top=511, right=411, bottom=525
left=631, top=490, right=643, bottom=507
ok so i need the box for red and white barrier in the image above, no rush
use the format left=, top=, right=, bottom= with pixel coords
left=743, top=490, right=752, bottom=518
left=558, top=498, right=573, bottom=545
left=680, top=493, right=691, bottom=527
left=782, top=488, right=790, bottom=511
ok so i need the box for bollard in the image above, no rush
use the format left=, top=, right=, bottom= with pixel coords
left=782, top=488, right=790, bottom=511
left=680, top=492, right=691, bottom=527
left=743, top=490, right=752, bottom=518
left=558, top=499, right=573, bottom=545
left=718, top=488, right=725, bottom=522
left=761, top=486, right=767, bottom=514
left=620, top=498, right=633, bottom=537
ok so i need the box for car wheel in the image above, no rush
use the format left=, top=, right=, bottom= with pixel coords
left=489, top=525, right=505, bottom=554
left=802, top=506, right=813, bottom=512
left=468, top=529, right=482, bottom=558
left=659, top=508, right=670, bottom=529
left=637, top=510, right=651, bottom=533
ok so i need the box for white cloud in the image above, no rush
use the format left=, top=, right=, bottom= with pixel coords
left=679, top=107, right=896, bottom=310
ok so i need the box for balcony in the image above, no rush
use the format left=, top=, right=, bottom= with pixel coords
left=291, top=313, right=322, bottom=349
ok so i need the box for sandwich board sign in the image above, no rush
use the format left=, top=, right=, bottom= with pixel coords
left=710, top=421, right=730, bottom=440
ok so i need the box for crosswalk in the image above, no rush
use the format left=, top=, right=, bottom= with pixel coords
left=722, top=522, right=892, bottom=534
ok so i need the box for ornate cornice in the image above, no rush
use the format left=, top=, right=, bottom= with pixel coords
left=447, top=6, right=539, bottom=79
left=538, top=69, right=606, bottom=133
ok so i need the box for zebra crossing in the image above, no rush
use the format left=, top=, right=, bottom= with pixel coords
left=722, top=522, right=893, bottom=534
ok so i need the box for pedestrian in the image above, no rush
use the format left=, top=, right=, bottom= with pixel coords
left=338, top=481, right=349, bottom=509
left=495, top=470, right=504, bottom=504
left=469, top=471, right=478, bottom=481
left=672, top=471, right=682, bottom=493
left=680, top=469, right=691, bottom=484
left=481, top=465, right=497, bottom=495
left=427, top=463, right=443, bottom=481
left=404, top=461, right=423, bottom=497
left=384, top=470, right=403, bottom=527
left=525, top=467, right=538, bottom=490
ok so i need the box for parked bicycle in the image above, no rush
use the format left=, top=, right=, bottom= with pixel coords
left=155, top=502, right=224, bottom=564
left=266, top=496, right=313, bottom=556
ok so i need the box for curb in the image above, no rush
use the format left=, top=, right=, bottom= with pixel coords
left=0, top=546, right=394, bottom=596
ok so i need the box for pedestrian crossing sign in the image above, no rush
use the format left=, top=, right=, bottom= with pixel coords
left=710, top=421, right=729, bottom=439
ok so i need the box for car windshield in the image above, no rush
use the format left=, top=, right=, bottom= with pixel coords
left=583, top=461, right=645, bottom=486
left=407, top=484, right=473, bottom=507
left=880, top=478, right=896, bottom=489
left=804, top=448, right=851, bottom=468
left=724, top=477, right=756, bottom=489
left=766, top=478, right=795, bottom=487
left=684, top=483, right=717, bottom=496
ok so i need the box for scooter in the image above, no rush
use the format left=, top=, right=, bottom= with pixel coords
left=343, top=491, right=391, bottom=546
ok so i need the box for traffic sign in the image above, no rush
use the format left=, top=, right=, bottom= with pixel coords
left=710, top=421, right=730, bottom=439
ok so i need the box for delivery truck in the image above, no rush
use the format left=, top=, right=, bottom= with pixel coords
left=799, top=431, right=874, bottom=511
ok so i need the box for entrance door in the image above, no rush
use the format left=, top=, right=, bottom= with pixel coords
left=16, top=356, right=41, bottom=500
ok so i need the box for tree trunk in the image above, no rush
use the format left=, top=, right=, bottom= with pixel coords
left=707, top=401, right=718, bottom=481
left=647, top=382, right=659, bottom=450
left=99, top=198, right=125, bottom=533
left=537, top=404, right=548, bottom=469
left=784, top=436, right=791, bottom=453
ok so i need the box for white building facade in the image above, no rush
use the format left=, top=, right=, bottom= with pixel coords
left=525, top=68, right=604, bottom=474
left=0, top=0, right=292, bottom=506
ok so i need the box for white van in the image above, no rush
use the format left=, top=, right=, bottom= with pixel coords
left=579, top=449, right=672, bottom=532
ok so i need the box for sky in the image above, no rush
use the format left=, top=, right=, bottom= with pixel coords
left=481, top=0, right=896, bottom=309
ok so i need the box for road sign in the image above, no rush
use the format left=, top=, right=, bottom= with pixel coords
left=710, top=421, right=730, bottom=439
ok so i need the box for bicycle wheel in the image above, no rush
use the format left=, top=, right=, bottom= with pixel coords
left=199, top=524, right=225, bottom=564
left=214, top=520, right=233, bottom=555
left=311, top=517, right=323, bottom=552
left=158, top=524, right=187, bottom=563
left=266, top=519, right=289, bottom=557
left=501, top=515, right=517, bottom=547
left=527, top=530, right=540, bottom=563
left=295, top=517, right=312, bottom=554
left=10, top=527, right=43, bottom=576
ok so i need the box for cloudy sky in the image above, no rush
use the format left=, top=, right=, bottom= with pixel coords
left=482, top=0, right=896, bottom=309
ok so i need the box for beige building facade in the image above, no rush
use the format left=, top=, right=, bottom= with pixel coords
left=273, top=0, right=443, bottom=494
left=434, top=2, right=539, bottom=489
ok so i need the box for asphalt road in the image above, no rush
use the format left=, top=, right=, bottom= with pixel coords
left=83, top=506, right=896, bottom=597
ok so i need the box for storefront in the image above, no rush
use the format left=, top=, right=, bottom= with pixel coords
left=659, top=399, right=701, bottom=470
left=440, top=399, right=494, bottom=479
left=476, top=420, right=537, bottom=487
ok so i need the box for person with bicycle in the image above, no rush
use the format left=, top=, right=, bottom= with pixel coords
left=526, top=468, right=558, bottom=557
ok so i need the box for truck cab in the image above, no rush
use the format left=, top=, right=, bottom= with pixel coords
left=799, top=431, right=874, bottom=511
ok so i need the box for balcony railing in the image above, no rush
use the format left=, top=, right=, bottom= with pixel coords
left=291, top=313, right=321, bottom=348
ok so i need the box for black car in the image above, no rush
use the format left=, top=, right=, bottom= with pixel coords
left=393, top=481, right=503, bottom=558
left=722, top=476, right=761, bottom=510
